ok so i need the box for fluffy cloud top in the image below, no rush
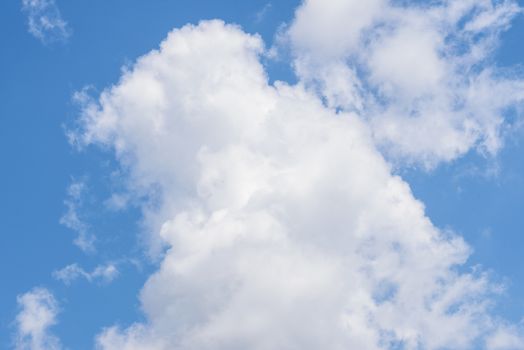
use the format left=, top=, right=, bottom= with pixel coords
left=21, top=0, right=70, bottom=43
left=14, top=288, right=61, bottom=350
left=287, top=0, right=524, bottom=167
left=71, top=13, right=524, bottom=350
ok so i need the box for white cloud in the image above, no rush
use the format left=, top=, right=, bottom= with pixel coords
left=60, top=180, right=96, bottom=253
left=286, top=0, right=524, bottom=168
left=14, top=288, right=62, bottom=350
left=53, top=263, right=119, bottom=285
left=70, top=19, right=524, bottom=349
left=21, top=0, right=70, bottom=43
left=486, top=325, right=524, bottom=350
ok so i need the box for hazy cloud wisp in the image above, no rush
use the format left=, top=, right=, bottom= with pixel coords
left=53, top=263, right=119, bottom=285
left=21, top=0, right=70, bottom=43
left=60, top=180, right=96, bottom=253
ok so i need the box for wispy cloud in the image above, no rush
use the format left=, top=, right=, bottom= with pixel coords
left=21, top=0, right=71, bottom=43
left=255, top=3, right=272, bottom=23
left=14, top=288, right=62, bottom=350
left=53, top=263, right=119, bottom=285
left=60, top=180, right=96, bottom=253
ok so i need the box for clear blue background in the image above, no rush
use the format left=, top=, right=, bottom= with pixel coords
left=0, top=1, right=522, bottom=348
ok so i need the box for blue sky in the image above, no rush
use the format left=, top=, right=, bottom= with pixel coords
left=1, top=1, right=524, bottom=349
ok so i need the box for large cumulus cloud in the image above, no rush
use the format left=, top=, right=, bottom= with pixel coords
left=70, top=2, right=524, bottom=349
